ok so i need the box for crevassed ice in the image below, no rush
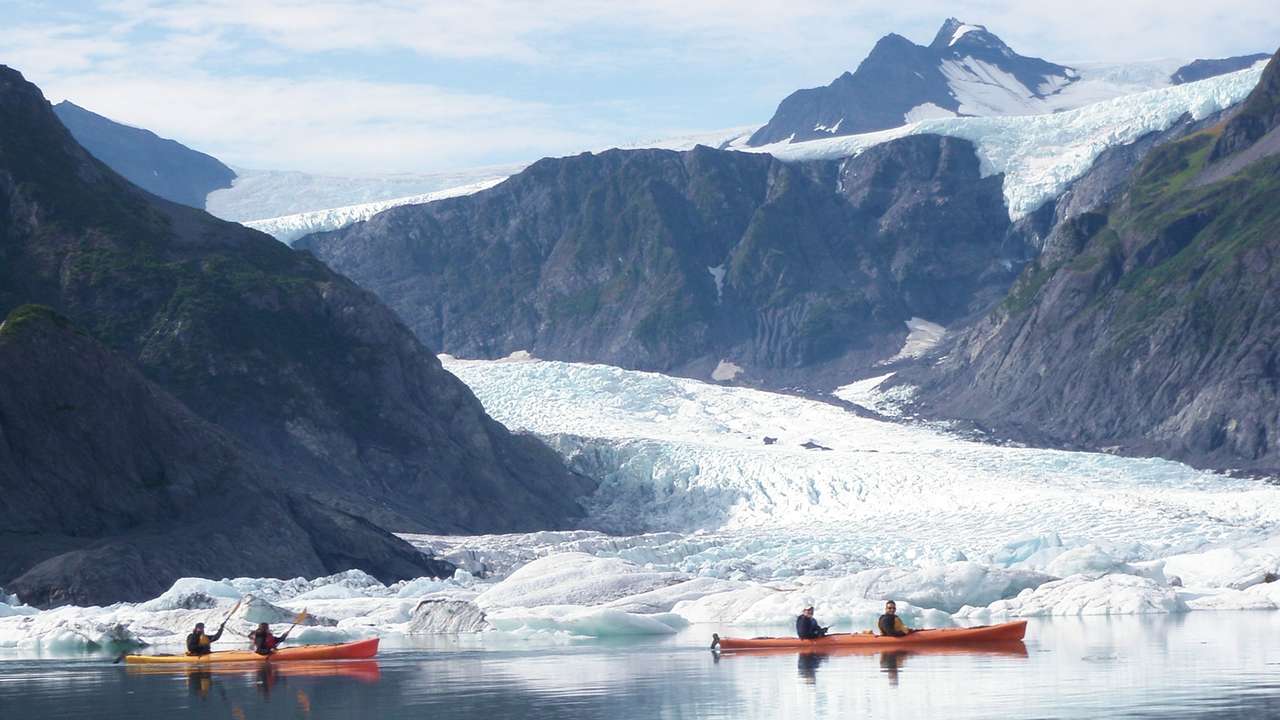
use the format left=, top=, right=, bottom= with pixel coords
left=750, top=64, right=1264, bottom=218
left=8, top=354, right=1280, bottom=651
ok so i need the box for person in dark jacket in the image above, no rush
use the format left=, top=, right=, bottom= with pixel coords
left=186, top=622, right=224, bottom=656
left=248, top=622, right=290, bottom=655
left=795, top=606, right=828, bottom=639
left=877, top=600, right=913, bottom=637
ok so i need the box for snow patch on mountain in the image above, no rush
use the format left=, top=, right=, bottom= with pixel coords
left=904, top=102, right=957, bottom=123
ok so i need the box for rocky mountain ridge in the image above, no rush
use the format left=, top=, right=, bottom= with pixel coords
left=298, top=136, right=1022, bottom=388
left=0, top=64, right=593, bottom=603
left=52, top=101, right=236, bottom=209
left=904, top=48, right=1280, bottom=473
left=0, top=305, right=452, bottom=607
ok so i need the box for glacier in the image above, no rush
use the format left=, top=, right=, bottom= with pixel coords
left=8, top=355, right=1280, bottom=653
left=242, top=178, right=507, bottom=244
left=233, top=63, right=1264, bottom=243
left=749, top=63, right=1265, bottom=218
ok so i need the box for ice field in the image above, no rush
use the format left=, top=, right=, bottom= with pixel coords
left=5, top=356, right=1280, bottom=652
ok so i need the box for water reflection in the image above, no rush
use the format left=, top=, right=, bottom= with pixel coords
left=879, top=650, right=906, bottom=687
left=796, top=652, right=827, bottom=684
left=7, top=615, right=1280, bottom=719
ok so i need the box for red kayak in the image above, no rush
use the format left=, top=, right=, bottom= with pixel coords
left=712, top=620, right=1027, bottom=651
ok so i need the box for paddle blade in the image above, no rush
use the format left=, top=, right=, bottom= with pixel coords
left=293, top=609, right=308, bottom=625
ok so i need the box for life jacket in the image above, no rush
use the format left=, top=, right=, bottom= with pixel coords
left=250, top=629, right=280, bottom=654
left=185, top=625, right=220, bottom=653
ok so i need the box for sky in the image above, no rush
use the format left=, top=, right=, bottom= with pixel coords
left=3, top=0, right=1277, bottom=176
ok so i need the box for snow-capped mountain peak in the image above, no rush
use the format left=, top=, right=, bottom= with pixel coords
left=749, top=18, right=1096, bottom=146
left=931, top=18, right=1001, bottom=52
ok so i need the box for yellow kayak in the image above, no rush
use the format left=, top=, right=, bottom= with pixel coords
left=123, top=638, right=378, bottom=664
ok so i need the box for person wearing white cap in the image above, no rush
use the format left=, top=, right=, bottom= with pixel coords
left=795, top=606, right=829, bottom=639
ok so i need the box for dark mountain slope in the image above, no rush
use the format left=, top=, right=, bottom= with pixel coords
left=0, top=306, right=451, bottom=607
left=909, top=49, right=1280, bottom=472
left=1171, top=54, right=1271, bottom=85
left=0, top=65, right=591, bottom=534
left=52, top=101, right=235, bottom=209
left=298, top=137, right=1019, bottom=388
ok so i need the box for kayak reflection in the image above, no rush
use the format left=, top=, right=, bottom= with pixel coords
left=721, top=641, right=1029, bottom=687
left=128, top=660, right=382, bottom=686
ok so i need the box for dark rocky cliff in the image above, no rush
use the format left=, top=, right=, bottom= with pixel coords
left=0, top=306, right=452, bottom=607
left=52, top=101, right=235, bottom=209
left=907, top=49, right=1280, bottom=473
left=1171, top=54, right=1271, bottom=85
left=0, top=65, right=592, bottom=536
left=298, top=136, right=1020, bottom=388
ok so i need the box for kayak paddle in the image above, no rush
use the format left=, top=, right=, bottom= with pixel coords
left=220, top=597, right=244, bottom=627
left=280, top=608, right=308, bottom=642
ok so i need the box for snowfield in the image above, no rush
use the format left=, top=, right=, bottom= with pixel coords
left=7, top=356, right=1280, bottom=652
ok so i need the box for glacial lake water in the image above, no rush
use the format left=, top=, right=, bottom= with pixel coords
left=3, top=613, right=1280, bottom=719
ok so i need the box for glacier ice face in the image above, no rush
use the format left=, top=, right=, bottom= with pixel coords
left=443, top=356, right=1280, bottom=564
left=245, top=178, right=508, bottom=244
left=9, top=350, right=1280, bottom=650
left=749, top=65, right=1264, bottom=218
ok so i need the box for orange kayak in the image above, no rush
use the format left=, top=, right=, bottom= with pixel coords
left=126, top=659, right=382, bottom=682
left=712, top=621, right=1026, bottom=651
left=123, top=638, right=379, bottom=664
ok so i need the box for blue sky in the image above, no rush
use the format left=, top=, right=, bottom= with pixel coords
left=4, top=0, right=1277, bottom=174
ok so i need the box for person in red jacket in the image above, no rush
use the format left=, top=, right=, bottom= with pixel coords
left=248, top=622, right=291, bottom=655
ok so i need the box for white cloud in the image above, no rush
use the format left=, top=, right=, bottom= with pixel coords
left=43, top=72, right=614, bottom=173
left=5, top=0, right=1276, bottom=173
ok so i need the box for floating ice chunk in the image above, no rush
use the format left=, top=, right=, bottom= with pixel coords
left=991, top=532, right=1065, bottom=566
left=604, top=577, right=747, bottom=614
left=395, top=577, right=454, bottom=598
left=1181, top=587, right=1276, bottom=611
left=293, top=583, right=368, bottom=601
left=844, top=562, right=1052, bottom=613
left=0, top=590, right=37, bottom=618
left=0, top=608, right=145, bottom=651
left=959, top=574, right=1187, bottom=619
left=486, top=605, right=684, bottom=636
left=1162, top=548, right=1280, bottom=590
left=475, top=553, right=687, bottom=609
left=408, top=598, right=492, bottom=634
left=672, top=584, right=953, bottom=630
left=139, top=578, right=242, bottom=611
left=1044, top=545, right=1136, bottom=579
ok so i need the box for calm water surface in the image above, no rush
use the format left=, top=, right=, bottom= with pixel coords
left=4, top=613, right=1280, bottom=719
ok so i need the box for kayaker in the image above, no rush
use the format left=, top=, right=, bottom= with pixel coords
left=186, top=621, right=225, bottom=656
left=795, top=606, right=829, bottom=639
left=877, top=600, right=913, bottom=637
left=248, top=622, right=290, bottom=655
